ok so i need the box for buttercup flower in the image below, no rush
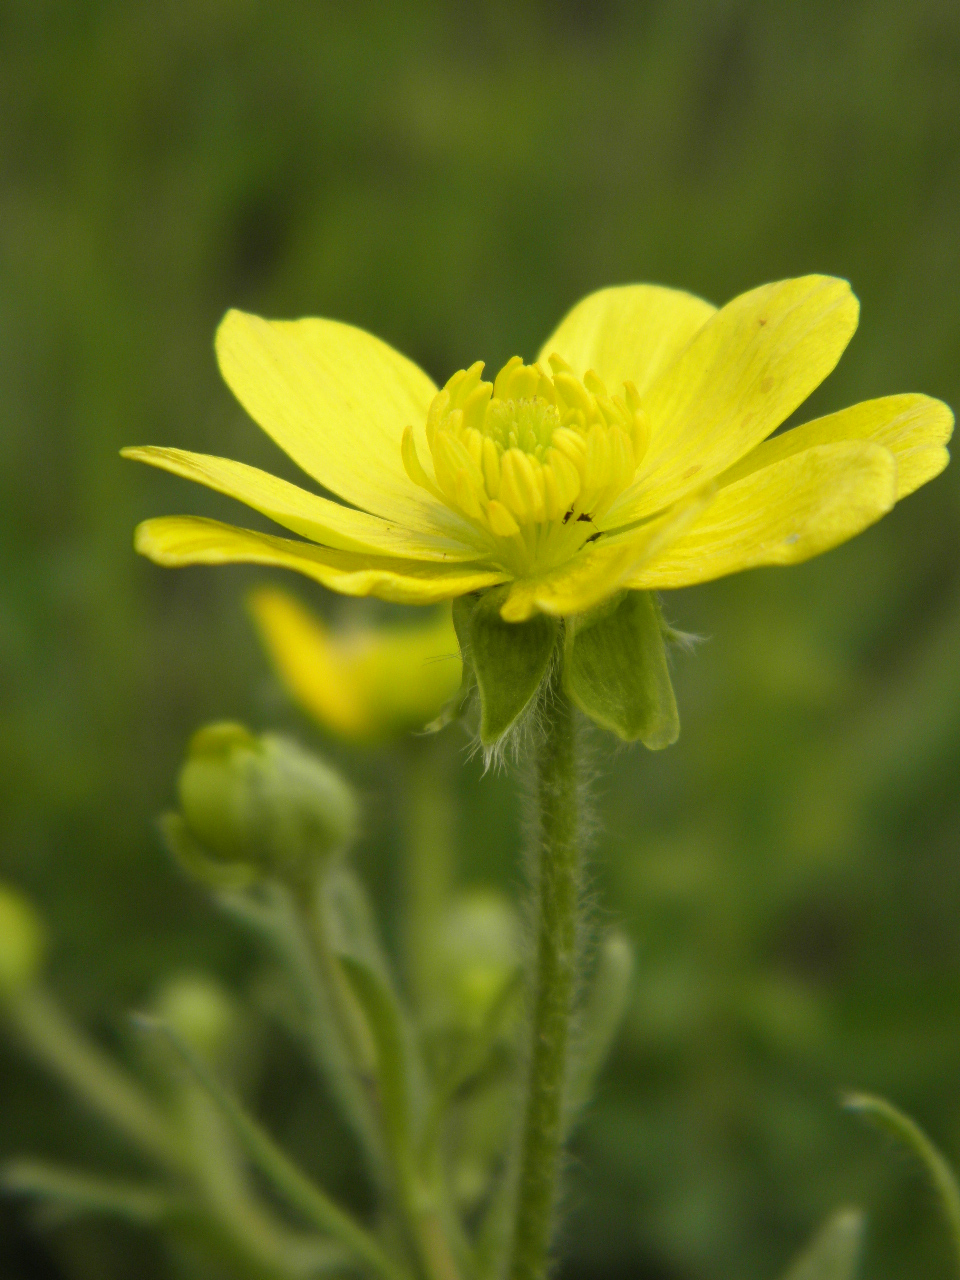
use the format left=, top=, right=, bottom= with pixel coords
left=248, top=588, right=461, bottom=743
left=125, top=277, right=951, bottom=743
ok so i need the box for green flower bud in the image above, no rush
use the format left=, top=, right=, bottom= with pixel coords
left=433, top=891, right=520, bottom=1030
left=0, top=885, right=46, bottom=997
left=154, top=974, right=236, bottom=1063
left=176, top=722, right=357, bottom=882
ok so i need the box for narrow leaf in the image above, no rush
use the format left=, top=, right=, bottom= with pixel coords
left=564, top=590, right=678, bottom=747
left=2, top=1159, right=176, bottom=1227
left=132, top=1015, right=413, bottom=1280
left=780, top=1210, right=864, bottom=1280
left=845, top=1092, right=960, bottom=1272
left=460, top=587, right=559, bottom=745
left=338, top=956, right=423, bottom=1185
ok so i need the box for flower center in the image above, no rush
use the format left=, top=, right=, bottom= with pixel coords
left=401, top=354, right=650, bottom=574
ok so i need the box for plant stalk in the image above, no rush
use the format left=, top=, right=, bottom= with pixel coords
left=507, top=666, right=580, bottom=1280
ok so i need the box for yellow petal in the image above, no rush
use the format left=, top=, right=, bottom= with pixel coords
left=248, top=589, right=463, bottom=743
left=215, top=310, right=466, bottom=536
left=499, top=488, right=714, bottom=622
left=537, top=284, right=717, bottom=397
left=605, top=275, right=860, bottom=527
left=248, top=589, right=371, bottom=739
left=717, top=394, right=953, bottom=500
left=134, top=516, right=507, bottom=603
left=122, top=447, right=486, bottom=562
left=629, top=441, right=897, bottom=589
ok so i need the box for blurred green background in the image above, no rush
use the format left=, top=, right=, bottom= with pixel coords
left=2, top=1, right=959, bottom=1277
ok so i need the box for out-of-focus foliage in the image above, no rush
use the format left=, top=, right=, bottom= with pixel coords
left=1, top=3, right=959, bottom=1279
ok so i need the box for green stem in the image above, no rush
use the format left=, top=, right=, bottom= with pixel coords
left=7, top=987, right=185, bottom=1173
left=507, top=667, right=580, bottom=1280
left=218, top=884, right=389, bottom=1191
left=141, top=1017, right=414, bottom=1280
left=401, top=739, right=454, bottom=1014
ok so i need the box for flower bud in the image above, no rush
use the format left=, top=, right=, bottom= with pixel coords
left=0, top=885, right=46, bottom=997
left=248, top=589, right=462, bottom=743
left=432, top=891, right=520, bottom=1030
left=176, top=722, right=357, bottom=882
left=154, top=974, right=236, bottom=1063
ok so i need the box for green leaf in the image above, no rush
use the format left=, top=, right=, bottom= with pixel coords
left=456, top=587, right=559, bottom=746
left=564, top=590, right=678, bottom=747
left=845, top=1093, right=960, bottom=1271
left=338, top=956, right=424, bottom=1185
left=779, top=1210, right=864, bottom=1280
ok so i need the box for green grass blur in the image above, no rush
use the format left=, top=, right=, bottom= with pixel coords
left=1, top=2, right=959, bottom=1277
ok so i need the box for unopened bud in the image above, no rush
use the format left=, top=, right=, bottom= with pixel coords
left=0, top=885, right=46, bottom=996
left=154, top=974, right=236, bottom=1063
left=434, top=892, right=520, bottom=1029
left=176, top=722, right=357, bottom=882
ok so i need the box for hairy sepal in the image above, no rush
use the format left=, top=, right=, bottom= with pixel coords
left=563, top=590, right=679, bottom=748
left=455, top=588, right=559, bottom=748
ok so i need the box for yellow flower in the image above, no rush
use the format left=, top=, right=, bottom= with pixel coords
left=124, top=276, right=951, bottom=625
left=248, top=589, right=462, bottom=743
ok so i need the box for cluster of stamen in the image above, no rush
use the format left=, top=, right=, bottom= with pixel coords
left=402, top=354, right=650, bottom=573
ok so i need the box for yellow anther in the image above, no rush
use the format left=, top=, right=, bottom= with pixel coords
left=609, top=426, right=636, bottom=489
left=425, top=389, right=450, bottom=446
left=623, top=381, right=643, bottom=415
left=493, top=356, right=523, bottom=401
left=464, top=427, right=484, bottom=468
left=594, top=394, right=623, bottom=427
left=536, top=368, right=558, bottom=405
left=417, top=353, right=644, bottom=549
left=461, top=381, right=493, bottom=433
left=481, top=436, right=501, bottom=497
left=401, top=426, right=443, bottom=499
left=454, top=470, right=485, bottom=521
left=544, top=447, right=581, bottom=508
left=542, top=466, right=566, bottom=522
left=582, top=424, right=611, bottom=502
left=553, top=371, right=594, bottom=418
left=500, top=449, right=545, bottom=522
left=487, top=499, right=521, bottom=538
left=551, top=427, right=587, bottom=469
left=506, top=363, right=540, bottom=402
left=444, top=361, right=485, bottom=406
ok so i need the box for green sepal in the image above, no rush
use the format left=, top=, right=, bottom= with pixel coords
left=780, top=1210, right=864, bottom=1280
left=424, top=603, right=477, bottom=734
left=455, top=588, right=559, bottom=746
left=159, top=813, right=258, bottom=890
left=564, top=590, right=679, bottom=748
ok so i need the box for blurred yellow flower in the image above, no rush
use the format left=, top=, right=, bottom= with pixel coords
left=249, top=589, right=461, bottom=742
left=124, top=277, right=951, bottom=623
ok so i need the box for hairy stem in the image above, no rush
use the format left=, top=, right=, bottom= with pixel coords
left=508, top=666, right=580, bottom=1280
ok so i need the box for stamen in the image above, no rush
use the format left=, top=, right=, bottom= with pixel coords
left=414, top=354, right=653, bottom=573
